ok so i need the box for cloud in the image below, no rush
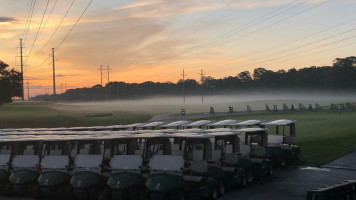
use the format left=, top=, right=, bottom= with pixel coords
left=0, top=16, right=16, bottom=23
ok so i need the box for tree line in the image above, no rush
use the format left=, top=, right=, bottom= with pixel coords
left=30, top=56, right=356, bottom=102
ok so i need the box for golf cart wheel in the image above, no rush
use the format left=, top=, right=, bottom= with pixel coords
left=169, top=190, right=186, bottom=200
left=209, top=185, right=218, bottom=200
left=246, top=171, right=254, bottom=183
left=217, top=181, right=225, bottom=196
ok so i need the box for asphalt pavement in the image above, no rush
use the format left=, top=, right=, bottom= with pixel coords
left=220, top=165, right=356, bottom=200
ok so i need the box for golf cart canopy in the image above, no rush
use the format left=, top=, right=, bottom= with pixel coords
left=261, top=119, right=296, bottom=137
left=261, top=119, right=296, bottom=126
left=185, top=120, right=212, bottom=127
left=236, top=120, right=264, bottom=127
left=160, top=120, right=189, bottom=128
left=209, top=119, right=239, bottom=127
left=140, top=121, right=165, bottom=128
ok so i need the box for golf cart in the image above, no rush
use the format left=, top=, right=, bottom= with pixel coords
left=208, top=131, right=248, bottom=189
left=234, top=128, right=273, bottom=183
left=103, top=134, right=149, bottom=200
left=3, top=137, right=42, bottom=198
left=261, top=119, right=300, bottom=166
left=37, top=136, right=72, bottom=199
left=65, top=136, right=108, bottom=200
left=141, top=133, right=220, bottom=200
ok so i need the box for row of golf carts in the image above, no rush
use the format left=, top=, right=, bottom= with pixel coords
left=0, top=119, right=300, bottom=200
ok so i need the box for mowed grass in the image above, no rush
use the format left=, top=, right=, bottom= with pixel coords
left=0, top=101, right=152, bottom=128
left=202, top=111, right=356, bottom=165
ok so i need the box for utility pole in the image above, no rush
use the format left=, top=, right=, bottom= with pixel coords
left=20, top=39, right=24, bottom=101
left=98, top=65, right=103, bottom=86
left=52, top=48, right=56, bottom=96
left=181, top=69, right=187, bottom=105
left=27, top=79, right=30, bottom=101
left=200, top=69, right=205, bottom=104
left=106, top=65, right=111, bottom=101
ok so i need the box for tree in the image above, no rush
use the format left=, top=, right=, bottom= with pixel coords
left=237, top=71, right=252, bottom=82
left=253, top=68, right=268, bottom=80
left=0, top=60, right=22, bottom=105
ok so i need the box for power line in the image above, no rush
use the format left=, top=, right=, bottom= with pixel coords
left=25, top=0, right=50, bottom=63
left=55, top=0, right=93, bottom=50
left=32, top=0, right=58, bottom=57
left=22, top=0, right=34, bottom=38
left=34, top=0, right=75, bottom=56
left=23, top=0, right=37, bottom=47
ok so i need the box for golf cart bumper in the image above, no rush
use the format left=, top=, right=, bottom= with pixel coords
left=9, top=169, right=39, bottom=185
left=107, top=172, right=144, bottom=190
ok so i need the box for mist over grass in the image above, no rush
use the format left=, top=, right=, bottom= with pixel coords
left=54, top=91, right=356, bottom=115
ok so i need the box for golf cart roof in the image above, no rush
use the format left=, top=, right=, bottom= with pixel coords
left=236, top=120, right=264, bottom=126
left=237, top=128, right=268, bottom=133
left=160, top=120, right=189, bottom=128
left=140, top=121, right=165, bottom=128
left=177, top=128, right=202, bottom=133
left=186, top=120, right=212, bottom=127
left=203, top=128, right=234, bottom=133
left=261, top=119, right=296, bottom=126
left=123, top=123, right=144, bottom=128
left=159, top=132, right=214, bottom=139
left=210, top=119, right=238, bottom=126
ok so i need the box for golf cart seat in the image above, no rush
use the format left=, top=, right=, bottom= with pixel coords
left=186, top=160, right=208, bottom=174
left=283, top=136, right=295, bottom=145
left=222, top=153, right=238, bottom=165
left=41, top=155, right=69, bottom=170
left=111, top=155, right=142, bottom=172
left=221, top=153, right=238, bottom=172
left=183, top=160, right=208, bottom=182
left=250, top=146, right=266, bottom=163
left=240, top=145, right=251, bottom=156
left=268, top=135, right=283, bottom=145
left=49, top=149, right=62, bottom=155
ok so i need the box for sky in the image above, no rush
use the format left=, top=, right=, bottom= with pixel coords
left=0, top=0, right=355, bottom=97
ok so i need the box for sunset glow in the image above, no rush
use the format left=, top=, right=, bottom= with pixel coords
left=1, top=0, right=356, bottom=97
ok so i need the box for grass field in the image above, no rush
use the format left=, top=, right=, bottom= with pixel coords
left=0, top=101, right=151, bottom=128
left=203, top=111, right=356, bottom=166
left=1, top=101, right=356, bottom=166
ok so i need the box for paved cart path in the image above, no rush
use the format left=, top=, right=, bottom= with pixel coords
left=220, top=166, right=356, bottom=200
left=323, top=150, right=356, bottom=170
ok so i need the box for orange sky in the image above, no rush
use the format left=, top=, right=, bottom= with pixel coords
left=0, top=0, right=356, bottom=98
